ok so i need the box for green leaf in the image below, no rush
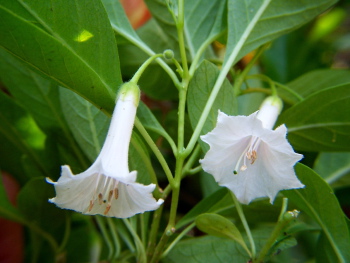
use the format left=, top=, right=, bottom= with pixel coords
left=164, top=236, right=250, bottom=263
left=176, top=188, right=231, bottom=229
left=183, top=0, right=227, bottom=58
left=164, top=226, right=296, bottom=263
left=225, top=0, right=336, bottom=65
left=195, top=213, right=249, bottom=254
left=0, top=50, right=90, bottom=169
left=187, top=60, right=237, bottom=152
left=66, top=215, right=102, bottom=263
left=102, top=0, right=140, bottom=41
left=0, top=49, right=64, bottom=130
left=60, top=88, right=109, bottom=162
left=18, top=177, right=65, bottom=233
left=278, top=85, right=350, bottom=151
left=0, top=92, right=48, bottom=177
left=143, top=0, right=179, bottom=53
left=281, top=69, right=350, bottom=104
left=0, top=0, right=121, bottom=113
left=314, top=152, right=350, bottom=187
left=283, top=164, right=350, bottom=263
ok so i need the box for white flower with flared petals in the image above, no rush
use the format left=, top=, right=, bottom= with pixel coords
left=200, top=96, right=304, bottom=204
left=47, top=83, right=163, bottom=218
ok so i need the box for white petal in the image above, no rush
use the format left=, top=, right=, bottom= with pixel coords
left=107, top=183, right=164, bottom=218
left=48, top=166, right=162, bottom=218
left=201, top=111, right=304, bottom=205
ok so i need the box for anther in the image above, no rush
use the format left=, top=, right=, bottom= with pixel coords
left=114, top=188, right=119, bottom=199
left=98, top=193, right=103, bottom=205
left=108, top=190, right=113, bottom=202
left=240, top=165, right=247, bottom=171
left=104, top=204, right=111, bottom=215
left=88, top=200, right=94, bottom=212
left=251, top=150, right=257, bottom=164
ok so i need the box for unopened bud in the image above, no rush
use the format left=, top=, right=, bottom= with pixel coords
left=163, top=49, right=174, bottom=60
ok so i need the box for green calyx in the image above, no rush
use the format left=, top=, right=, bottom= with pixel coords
left=117, top=82, right=140, bottom=106
left=261, top=95, right=283, bottom=114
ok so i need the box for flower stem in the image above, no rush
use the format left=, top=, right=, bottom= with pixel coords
left=58, top=212, right=71, bottom=253
left=131, top=54, right=164, bottom=84
left=130, top=134, right=162, bottom=198
left=256, top=209, right=298, bottom=262
left=240, top=87, right=272, bottom=96
left=111, top=23, right=181, bottom=88
left=246, top=74, right=304, bottom=102
left=230, top=192, right=256, bottom=259
left=278, top=198, right=289, bottom=221
left=123, top=218, right=147, bottom=263
left=176, top=0, right=189, bottom=81
left=161, top=222, right=196, bottom=258
left=182, top=144, right=202, bottom=176
left=146, top=205, right=164, bottom=261
left=134, top=118, right=175, bottom=187
left=188, top=30, right=226, bottom=78
left=233, top=43, right=270, bottom=96
left=274, top=82, right=303, bottom=102
left=95, top=216, right=114, bottom=260
left=106, top=217, right=121, bottom=259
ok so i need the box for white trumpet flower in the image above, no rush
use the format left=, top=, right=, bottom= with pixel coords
left=200, top=96, right=304, bottom=204
left=47, top=83, right=163, bottom=218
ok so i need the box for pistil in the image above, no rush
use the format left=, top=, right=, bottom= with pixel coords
left=233, top=136, right=260, bottom=174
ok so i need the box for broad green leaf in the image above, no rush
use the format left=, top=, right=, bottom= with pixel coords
left=177, top=188, right=231, bottom=228
left=177, top=187, right=281, bottom=229
left=280, top=69, right=350, bottom=104
left=225, top=0, right=336, bottom=65
left=0, top=50, right=89, bottom=170
left=164, top=236, right=250, bottom=263
left=0, top=49, right=64, bottom=130
left=183, top=0, right=227, bottom=58
left=278, top=85, right=350, bottom=151
left=199, top=170, right=221, bottom=198
left=283, top=164, right=350, bottom=263
left=102, top=0, right=141, bottom=41
left=316, top=232, right=342, bottom=263
left=237, top=66, right=265, bottom=115
left=0, top=0, right=121, bottom=113
left=0, top=92, right=48, bottom=177
left=18, top=177, right=65, bottom=234
left=195, top=213, right=249, bottom=254
left=60, top=88, right=109, bottom=162
left=164, top=226, right=296, bottom=263
left=143, top=0, right=179, bottom=53
left=187, top=60, right=237, bottom=152
left=314, top=152, right=350, bottom=187
left=66, top=215, right=102, bottom=263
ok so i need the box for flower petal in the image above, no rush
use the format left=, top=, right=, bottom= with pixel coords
left=200, top=108, right=304, bottom=205
left=48, top=166, right=162, bottom=218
